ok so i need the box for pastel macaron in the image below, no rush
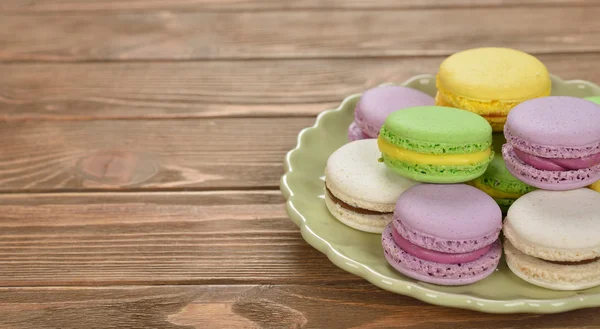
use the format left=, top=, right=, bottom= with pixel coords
left=585, top=96, right=600, bottom=105
left=325, top=139, right=419, bottom=233
left=584, top=97, right=600, bottom=191
left=503, top=96, right=600, bottom=190
left=504, top=189, right=600, bottom=290
left=382, top=184, right=502, bottom=285
left=469, top=134, right=535, bottom=213
left=436, top=47, right=551, bottom=132
left=349, top=85, right=434, bottom=141
left=378, top=106, right=493, bottom=183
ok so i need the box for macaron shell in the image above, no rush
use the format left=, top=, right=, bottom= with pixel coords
left=494, top=198, right=514, bottom=215
left=382, top=155, right=490, bottom=184
left=324, top=193, right=391, bottom=233
left=504, top=222, right=600, bottom=263
left=584, top=96, right=600, bottom=105
left=437, top=47, right=551, bottom=101
left=381, top=106, right=492, bottom=152
left=325, top=139, right=420, bottom=212
left=505, top=240, right=600, bottom=291
left=591, top=180, right=600, bottom=192
left=505, top=189, right=600, bottom=259
left=395, top=184, right=502, bottom=243
left=354, top=85, right=434, bottom=138
left=503, top=144, right=600, bottom=190
left=382, top=224, right=501, bottom=285
left=348, top=121, right=370, bottom=141
left=504, top=97, right=600, bottom=157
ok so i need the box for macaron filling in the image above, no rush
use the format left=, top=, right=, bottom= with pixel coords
left=512, top=147, right=600, bottom=171
left=502, top=144, right=600, bottom=189
left=393, top=217, right=500, bottom=254
left=382, top=224, right=502, bottom=285
left=391, top=228, right=492, bottom=264
left=377, top=136, right=492, bottom=166
left=546, top=258, right=599, bottom=266
left=326, top=188, right=390, bottom=215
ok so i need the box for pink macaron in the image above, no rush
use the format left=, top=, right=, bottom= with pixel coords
left=348, top=85, right=434, bottom=141
left=503, top=96, right=600, bottom=190
left=382, top=184, right=502, bottom=286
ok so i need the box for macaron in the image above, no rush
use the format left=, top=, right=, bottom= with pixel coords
left=325, top=139, right=420, bottom=233
left=349, top=85, right=434, bottom=141
left=503, top=96, right=600, bottom=190
left=584, top=98, right=600, bottom=191
left=469, top=134, right=535, bottom=213
left=585, top=96, right=600, bottom=105
left=348, top=121, right=369, bottom=141
left=382, top=184, right=502, bottom=285
left=590, top=180, right=600, bottom=192
left=504, top=189, right=600, bottom=290
left=436, top=47, right=551, bottom=132
left=378, top=106, right=493, bottom=183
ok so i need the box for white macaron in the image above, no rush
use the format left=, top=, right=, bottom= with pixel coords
left=324, top=139, right=419, bottom=233
left=504, top=189, right=600, bottom=290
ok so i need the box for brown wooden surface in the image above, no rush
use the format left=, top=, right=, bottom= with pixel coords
left=2, top=6, right=600, bottom=61
left=1, top=285, right=600, bottom=329
left=0, top=0, right=596, bottom=12
left=1, top=0, right=600, bottom=327
left=0, top=118, right=313, bottom=191
left=1, top=53, right=599, bottom=120
left=0, top=191, right=364, bottom=286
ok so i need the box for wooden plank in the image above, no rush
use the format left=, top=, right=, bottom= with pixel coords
left=1, top=7, right=600, bottom=61
left=0, top=285, right=599, bottom=328
left=1, top=53, right=599, bottom=120
left=0, top=0, right=594, bottom=12
left=0, top=191, right=363, bottom=286
left=0, top=117, right=312, bottom=191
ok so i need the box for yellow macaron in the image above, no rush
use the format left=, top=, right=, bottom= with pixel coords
left=436, top=48, right=551, bottom=131
left=591, top=180, right=600, bottom=192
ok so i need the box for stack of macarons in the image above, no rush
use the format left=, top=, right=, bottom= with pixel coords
left=499, top=96, right=600, bottom=290
left=322, top=46, right=600, bottom=289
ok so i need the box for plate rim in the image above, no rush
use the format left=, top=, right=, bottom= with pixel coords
left=280, top=74, right=600, bottom=314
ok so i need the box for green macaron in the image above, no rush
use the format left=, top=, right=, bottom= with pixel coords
left=585, top=96, right=600, bottom=105
left=469, top=134, right=536, bottom=214
left=377, top=106, right=493, bottom=183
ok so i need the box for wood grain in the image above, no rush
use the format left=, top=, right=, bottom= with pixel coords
left=0, top=0, right=596, bottom=12
left=1, top=7, right=600, bottom=61
left=0, top=191, right=362, bottom=286
left=1, top=53, right=599, bottom=120
left=0, top=284, right=598, bottom=329
left=0, top=117, right=312, bottom=191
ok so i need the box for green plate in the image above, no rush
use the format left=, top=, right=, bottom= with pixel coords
left=280, top=74, right=600, bottom=314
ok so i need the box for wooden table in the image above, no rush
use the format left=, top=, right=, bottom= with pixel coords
left=1, top=1, right=599, bottom=327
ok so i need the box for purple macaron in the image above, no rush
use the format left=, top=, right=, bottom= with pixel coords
left=348, top=85, right=434, bottom=141
left=382, top=184, right=502, bottom=286
left=503, top=96, right=600, bottom=190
